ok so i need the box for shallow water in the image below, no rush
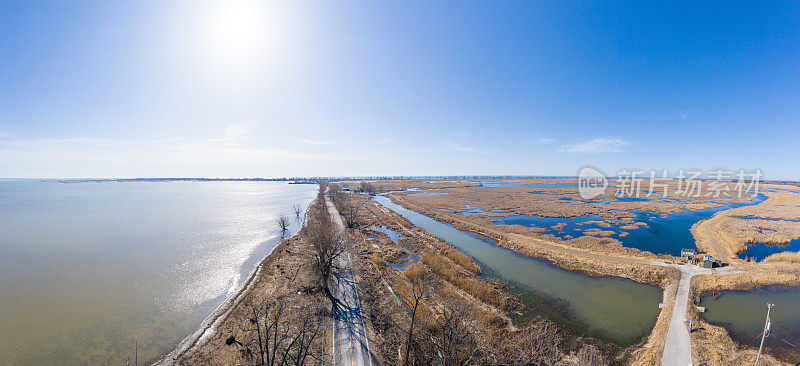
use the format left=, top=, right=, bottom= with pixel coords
left=740, top=238, right=800, bottom=261
left=407, top=192, right=448, bottom=196
left=481, top=182, right=576, bottom=189
left=0, top=180, right=317, bottom=365
left=699, top=286, right=800, bottom=363
left=369, top=225, right=418, bottom=270
left=370, top=224, right=402, bottom=243
left=726, top=216, right=800, bottom=260
left=374, top=195, right=662, bottom=345
left=487, top=194, right=767, bottom=256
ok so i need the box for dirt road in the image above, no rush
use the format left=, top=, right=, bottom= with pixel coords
left=326, top=197, right=373, bottom=366
left=653, top=263, right=720, bottom=366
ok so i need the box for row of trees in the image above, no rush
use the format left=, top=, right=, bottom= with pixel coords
left=307, top=189, right=345, bottom=295
left=328, top=184, right=360, bottom=228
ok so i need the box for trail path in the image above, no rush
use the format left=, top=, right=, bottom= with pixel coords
left=327, top=197, right=373, bottom=366
left=694, top=215, right=734, bottom=261
left=652, top=263, right=727, bottom=366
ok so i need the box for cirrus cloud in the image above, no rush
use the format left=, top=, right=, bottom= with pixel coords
left=559, top=138, right=630, bottom=153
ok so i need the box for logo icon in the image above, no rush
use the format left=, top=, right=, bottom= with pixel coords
left=578, top=166, right=608, bottom=199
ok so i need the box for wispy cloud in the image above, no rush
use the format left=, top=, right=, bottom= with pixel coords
left=298, top=138, right=333, bottom=146
left=0, top=123, right=355, bottom=177
left=538, top=137, right=555, bottom=144
left=219, top=121, right=257, bottom=144
left=442, top=141, right=489, bottom=154
left=559, top=138, right=630, bottom=153
left=149, top=137, right=186, bottom=144
left=678, top=111, right=691, bottom=120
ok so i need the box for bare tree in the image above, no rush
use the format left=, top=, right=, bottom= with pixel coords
left=292, top=203, right=303, bottom=221
left=340, top=200, right=361, bottom=228
left=433, top=302, right=476, bottom=366
left=317, top=182, right=329, bottom=195
left=306, top=198, right=344, bottom=294
left=400, top=280, right=426, bottom=366
left=328, top=184, right=346, bottom=211
left=233, top=298, right=323, bottom=366
left=277, top=214, right=290, bottom=237
left=359, top=181, right=376, bottom=195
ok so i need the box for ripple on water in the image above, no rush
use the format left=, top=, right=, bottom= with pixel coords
left=0, top=180, right=318, bottom=365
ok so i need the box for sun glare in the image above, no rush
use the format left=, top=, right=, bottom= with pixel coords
left=196, top=0, right=284, bottom=75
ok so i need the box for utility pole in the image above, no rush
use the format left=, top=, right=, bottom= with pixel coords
left=754, top=302, right=774, bottom=366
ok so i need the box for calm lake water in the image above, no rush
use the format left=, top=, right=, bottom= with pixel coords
left=740, top=238, right=800, bottom=261
left=0, top=180, right=317, bottom=365
left=375, top=195, right=662, bottom=345
left=700, top=286, right=800, bottom=363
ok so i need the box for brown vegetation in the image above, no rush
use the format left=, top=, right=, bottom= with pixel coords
left=345, top=195, right=616, bottom=364
left=762, top=250, right=800, bottom=263
left=693, top=189, right=800, bottom=260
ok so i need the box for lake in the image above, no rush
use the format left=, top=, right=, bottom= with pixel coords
left=0, top=180, right=317, bottom=365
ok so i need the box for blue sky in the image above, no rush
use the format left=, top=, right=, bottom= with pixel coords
left=1, top=1, right=798, bottom=178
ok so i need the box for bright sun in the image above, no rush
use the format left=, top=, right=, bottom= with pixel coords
left=195, top=0, right=285, bottom=75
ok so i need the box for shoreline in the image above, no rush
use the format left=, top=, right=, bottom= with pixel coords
left=155, top=212, right=309, bottom=365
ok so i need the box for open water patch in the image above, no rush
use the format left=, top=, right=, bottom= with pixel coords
left=700, top=286, right=800, bottom=363
left=483, top=194, right=768, bottom=256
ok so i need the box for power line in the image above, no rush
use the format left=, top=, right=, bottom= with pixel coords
left=754, top=302, right=774, bottom=366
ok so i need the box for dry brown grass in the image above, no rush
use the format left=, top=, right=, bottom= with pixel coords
left=402, top=262, right=427, bottom=280
left=692, top=264, right=800, bottom=293
left=693, top=189, right=800, bottom=260
left=347, top=201, right=525, bottom=364
left=440, top=246, right=481, bottom=274
left=581, top=228, right=616, bottom=237
left=396, top=181, right=747, bottom=223
left=689, top=314, right=788, bottom=366
left=390, top=277, right=437, bottom=333
left=419, top=250, right=505, bottom=308
left=391, top=193, right=671, bottom=284
left=762, top=250, right=800, bottom=263
left=721, top=217, right=800, bottom=245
